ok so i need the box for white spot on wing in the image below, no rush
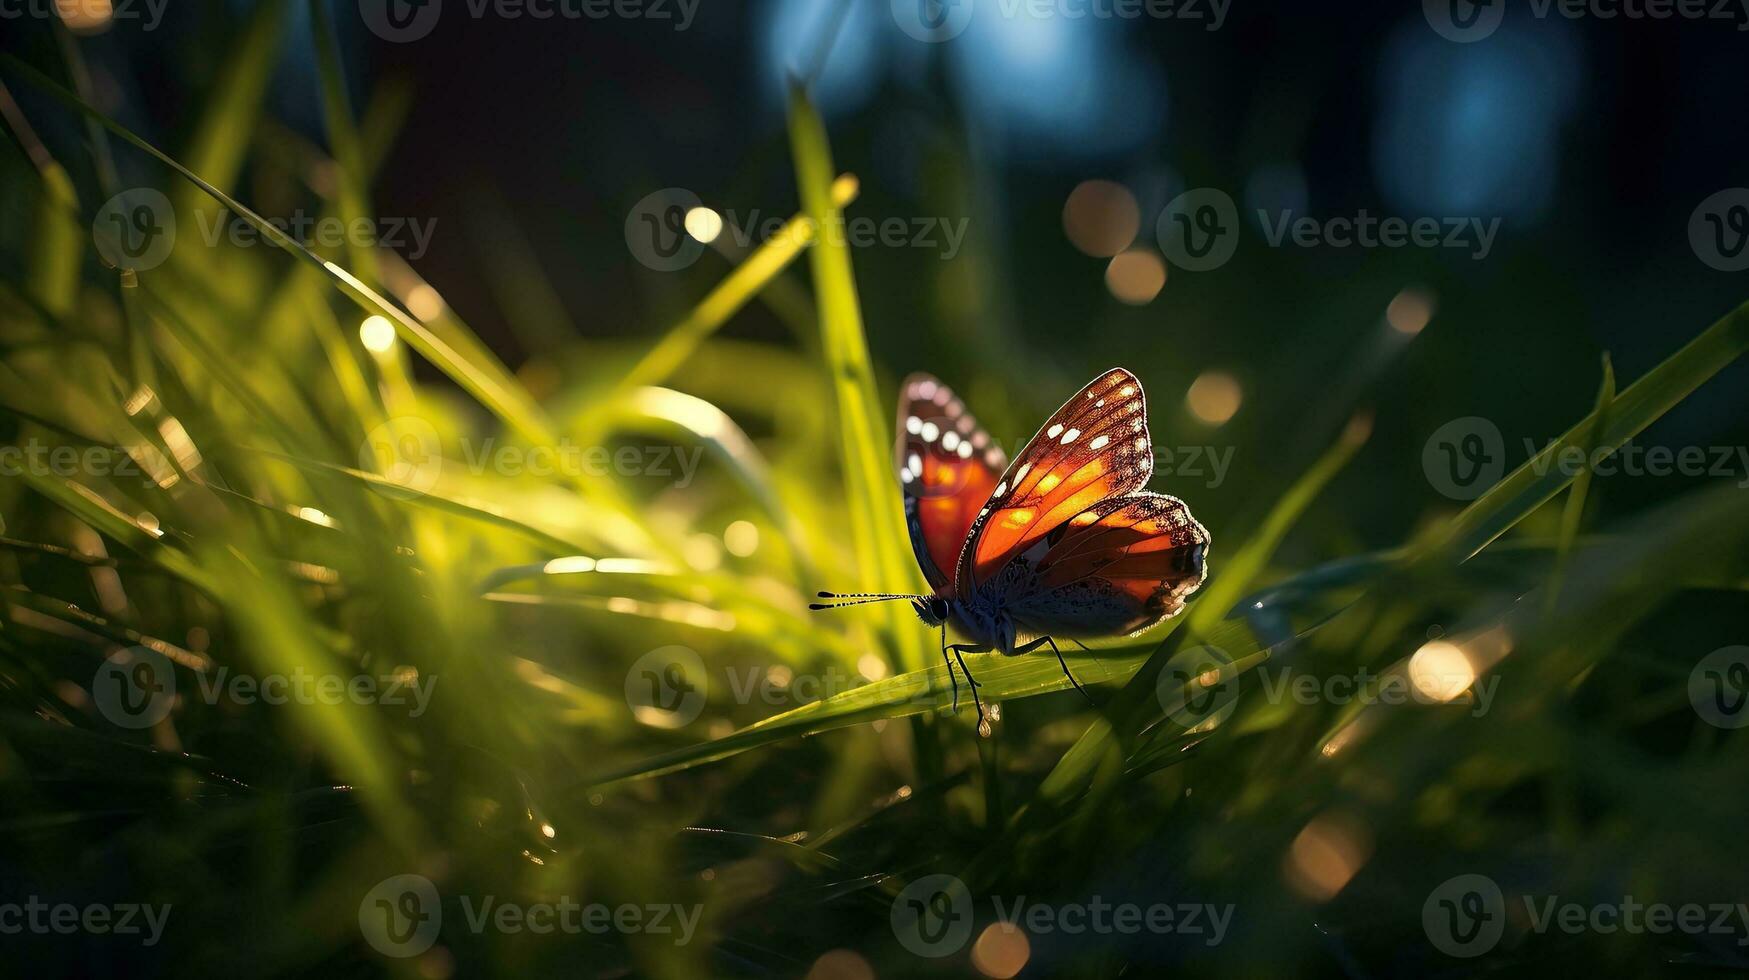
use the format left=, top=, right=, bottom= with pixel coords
left=906, top=415, right=922, bottom=435
left=994, top=481, right=1008, bottom=498
left=920, top=421, right=940, bottom=442
left=1060, top=427, right=1080, bottom=444
left=957, top=441, right=974, bottom=459
left=908, top=453, right=922, bottom=475
left=1089, top=435, right=1110, bottom=450
left=1047, top=424, right=1064, bottom=439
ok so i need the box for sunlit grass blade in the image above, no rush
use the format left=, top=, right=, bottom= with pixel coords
left=609, top=174, right=859, bottom=399
left=0, top=54, right=558, bottom=447
left=787, top=81, right=927, bottom=675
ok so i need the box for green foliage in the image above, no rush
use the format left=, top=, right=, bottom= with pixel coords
left=1, top=27, right=1746, bottom=980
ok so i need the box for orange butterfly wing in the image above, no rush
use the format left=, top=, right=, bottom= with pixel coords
left=954, top=368, right=1209, bottom=636
left=954, top=368, right=1155, bottom=597
left=1010, top=491, right=1208, bottom=636
left=895, top=374, right=1007, bottom=591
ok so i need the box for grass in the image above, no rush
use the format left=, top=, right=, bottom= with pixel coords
left=2, top=15, right=1748, bottom=979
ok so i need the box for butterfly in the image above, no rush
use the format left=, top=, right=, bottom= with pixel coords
left=813, top=368, right=1210, bottom=731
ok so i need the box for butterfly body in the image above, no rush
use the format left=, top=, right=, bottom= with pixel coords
left=817, top=368, right=1209, bottom=725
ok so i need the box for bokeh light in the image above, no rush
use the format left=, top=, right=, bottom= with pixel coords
left=685, top=207, right=724, bottom=244
left=55, top=0, right=112, bottom=31
left=1186, top=371, right=1242, bottom=425
left=359, top=315, right=397, bottom=353
left=1409, top=640, right=1476, bottom=702
left=804, top=949, right=874, bottom=980
left=406, top=284, right=446, bottom=321
left=1104, top=250, right=1166, bottom=305
left=972, top=921, right=1031, bottom=978
left=1386, top=287, right=1436, bottom=335
left=724, top=520, right=760, bottom=557
left=1064, top=180, right=1141, bottom=257
left=1284, top=811, right=1374, bottom=902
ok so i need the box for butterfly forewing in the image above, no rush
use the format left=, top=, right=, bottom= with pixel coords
left=955, top=368, right=1155, bottom=596
left=895, top=373, right=1007, bottom=591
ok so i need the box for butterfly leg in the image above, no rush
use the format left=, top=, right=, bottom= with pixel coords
left=939, top=625, right=959, bottom=711
left=1012, top=635, right=1097, bottom=707
left=946, top=643, right=989, bottom=722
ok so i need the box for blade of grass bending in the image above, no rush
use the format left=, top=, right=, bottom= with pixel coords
left=306, top=0, right=378, bottom=285
left=0, top=55, right=557, bottom=448
left=17, top=471, right=214, bottom=593
left=0, top=81, right=80, bottom=317
left=172, top=0, right=292, bottom=221
left=1546, top=355, right=1614, bottom=611
left=195, top=541, right=425, bottom=853
left=250, top=450, right=603, bottom=555
left=610, top=174, right=859, bottom=400
left=581, top=613, right=1283, bottom=785
left=1030, top=413, right=1371, bottom=810
left=1035, top=301, right=1749, bottom=815
left=787, top=81, right=927, bottom=674
left=1427, top=301, right=1749, bottom=563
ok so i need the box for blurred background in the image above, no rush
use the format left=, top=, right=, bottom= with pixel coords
left=2, top=0, right=1747, bottom=977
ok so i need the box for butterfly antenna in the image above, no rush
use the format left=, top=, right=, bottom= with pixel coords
left=808, top=590, right=923, bottom=611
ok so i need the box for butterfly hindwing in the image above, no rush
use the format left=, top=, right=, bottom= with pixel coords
left=895, top=374, right=1007, bottom=591
left=1008, top=491, right=1209, bottom=636
left=955, top=368, right=1155, bottom=597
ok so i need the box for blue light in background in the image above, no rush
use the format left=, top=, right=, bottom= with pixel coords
left=1373, top=20, right=1580, bottom=225
left=759, top=0, right=888, bottom=116
left=948, top=7, right=1165, bottom=161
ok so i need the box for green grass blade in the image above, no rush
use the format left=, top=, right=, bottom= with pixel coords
left=1547, top=355, right=1614, bottom=608
left=786, top=82, right=927, bottom=674
left=1428, top=301, right=1749, bottom=561
left=172, top=0, right=292, bottom=219
left=0, top=54, right=558, bottom=447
